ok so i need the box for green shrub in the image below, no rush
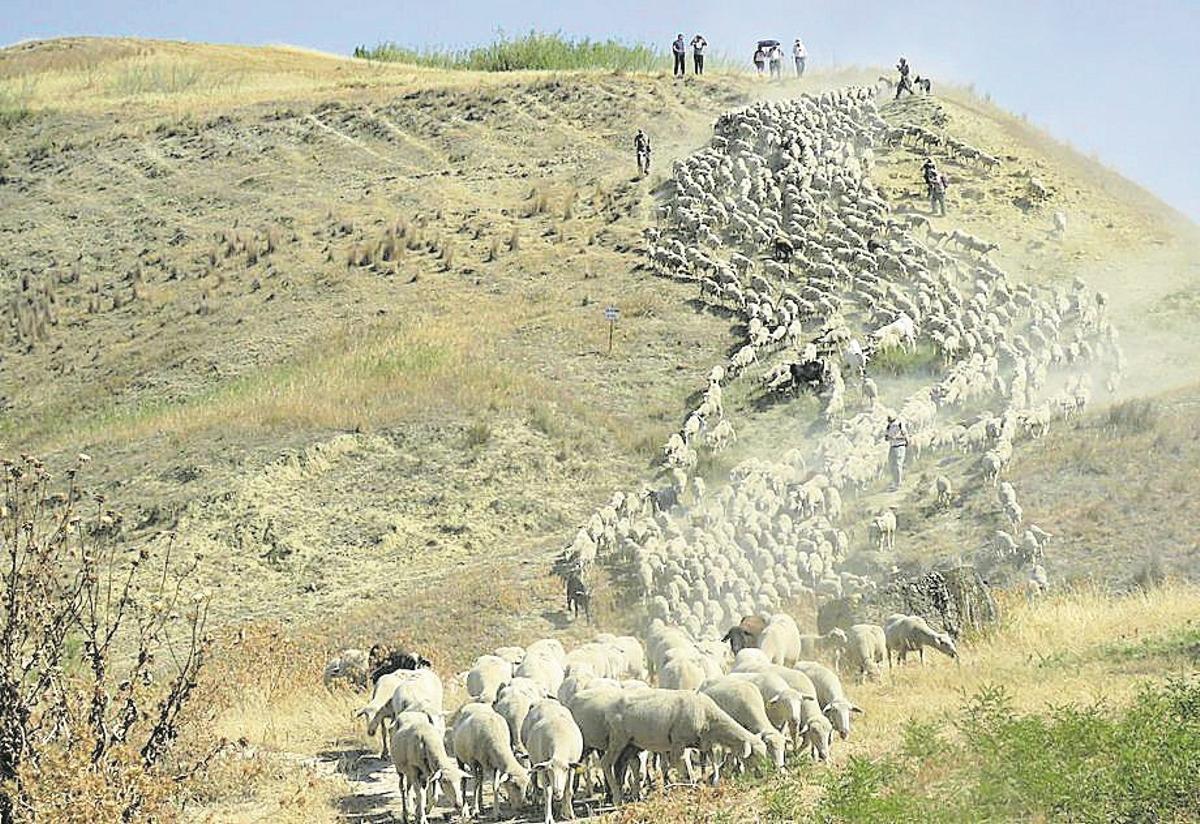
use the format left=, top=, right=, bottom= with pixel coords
left=354, top=31, right=665, bottom=73
left=802, top=679, right=1200, bottom=823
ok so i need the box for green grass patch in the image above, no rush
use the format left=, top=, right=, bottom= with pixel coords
left=870, top=341, right=940, bottom=376
left=0, top=78, right=36, bottom=129
left=354, top=31, right=665, bottom=73
left=767, top=679, right=1200, bottom=822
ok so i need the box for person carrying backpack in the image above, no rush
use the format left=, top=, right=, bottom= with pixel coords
left=753, top=46, right=767, bottom=75
left=672, top=34, right=687, bottom=77
left=691, top=34, right=708, bottom=75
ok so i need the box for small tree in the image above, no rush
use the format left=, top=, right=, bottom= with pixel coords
left=0, top=454, right=213, bottom=822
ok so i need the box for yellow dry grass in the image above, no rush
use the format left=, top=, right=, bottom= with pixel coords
left=622, top=582, right=1200, bottom=822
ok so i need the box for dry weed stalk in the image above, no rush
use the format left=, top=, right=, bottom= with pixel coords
left=0, top=455, right=215, bottom=822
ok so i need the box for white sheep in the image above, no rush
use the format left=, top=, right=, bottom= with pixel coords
left=323, top=648, right=369, bottom=690
left=757, top=613, right=803, bottom=667
left=389, top=711, right=466, bottom=824
left=598, top=689, right=768, bottom=804
left=700, top=677, right=787, bottom=767
left=450, top=702, right=532, bottom=820
left=523, top=700, right=585, bottom=824
left=843, top=624, right=888, bottom=682
left=468, top=655, right=514, bottom=703
left=884, top=614, right=958, bottom=666
left=794, top=661, right=862, bottom=740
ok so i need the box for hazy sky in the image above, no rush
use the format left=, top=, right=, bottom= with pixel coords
left=4, top=1, right=1198, bottom=221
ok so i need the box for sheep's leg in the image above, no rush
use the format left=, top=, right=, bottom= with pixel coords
left=543, top=770, right=554, bottom=824
left=600, top=736, right=631, bottom=805
left=398, top=773, right=409, bottom=824
left=413, top=780, right=426, bottom=824
left=562, top=771, right=576, bottom=821
left=472, top=765, right=484, bottom=820
left=491, top=770, right=502, bottom=821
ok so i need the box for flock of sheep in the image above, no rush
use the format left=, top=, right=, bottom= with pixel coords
left=323, top=83, right=1122, bottom=822
left=328, top=608, right=958, bottom=823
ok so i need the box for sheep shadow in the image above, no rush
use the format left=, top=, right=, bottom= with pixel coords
left=318, top=747, right=400, bottom=821
left=540, top=609, right=574, bottom=630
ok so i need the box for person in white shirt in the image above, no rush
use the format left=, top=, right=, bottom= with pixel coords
left=690, top=34, right=708, bottom=75
left=793, top=38, right=807, bottom=77
left=883, top=414, right=909, bottom=489
left=768, top=44, right=783, bottom=79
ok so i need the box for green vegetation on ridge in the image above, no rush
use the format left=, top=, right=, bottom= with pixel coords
left=353, top=31, right=664, bottom=72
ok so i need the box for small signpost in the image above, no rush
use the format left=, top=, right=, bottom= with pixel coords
left=604, top=306, right=620, bottom=354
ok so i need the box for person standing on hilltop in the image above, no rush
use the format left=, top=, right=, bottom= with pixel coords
left=634, top=129, right=652, bottom=177
left=768, top=44, right=783, bottom=79
left=672, top=34, right=687, bottom=77
left=793, top=38, right=808, bottom=77
left=895, top=56, right=915, bottom=99
left=883, top=414, right=910, bottom=489
left=690, top=34, right=708, bottom=75
left=753, top=45, right=767, bottom=76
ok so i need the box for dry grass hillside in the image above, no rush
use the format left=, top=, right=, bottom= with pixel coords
left=2, top=36, right=1199, bottom=823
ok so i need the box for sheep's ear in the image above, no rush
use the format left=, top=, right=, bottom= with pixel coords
left=850, top=704, right=864, bottom=715
left=767, top=694, right=782, bottom=705
left=740, top=740, right=753, bottom=759
left=797, top=723, right=810, bottom=736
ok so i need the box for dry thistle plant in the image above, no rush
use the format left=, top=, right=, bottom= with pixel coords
left=0, top=454, right=217, bottom=821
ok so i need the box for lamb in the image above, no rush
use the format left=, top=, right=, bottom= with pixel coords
left=389, top=711, right=466, bottom=824
left=843, top=624, right=888, bottom=682
left=468, top=655, right=514, bottom=703
left=450, top=702, right=532, bottom=820
left=884, top=614, right=959, bottom=666
left=522, top=700, right=585, bottom=824
left=700, top=678, right=787, bottom=767
left=794, top=661, right=862, bottom=740
left=721, top=615, right=767, bottom=653
left=323, top=648, right=369, bottom=690
left=598, top=689, right=768, bottom=804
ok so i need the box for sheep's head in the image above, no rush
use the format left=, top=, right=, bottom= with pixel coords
left=824, top=699, right=863, bottom=740
left=761, top=729, right=787, bottom=768
left=801, top=714, right=834, bottom=761
left=934, top=633, right=958, bottom=659
left=501, top=767, right=532, bottom=806
left=437, top=766, right=465, bottom=813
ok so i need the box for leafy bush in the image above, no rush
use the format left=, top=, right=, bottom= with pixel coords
left=0, top=455, right=215, bottom=822
left=355, top=31, right=664, bottom=73
left=799, top=680, right=1200, bottom=823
